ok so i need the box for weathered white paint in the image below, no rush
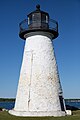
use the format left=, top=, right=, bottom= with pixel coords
left=9, top=34, right=66, bottom=116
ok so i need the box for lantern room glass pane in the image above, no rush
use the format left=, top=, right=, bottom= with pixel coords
left=41, top=14, right=46, bottom=22
left=46, top=15, right=48, bottom=23
left=28, top=15, right=32, bottom=25
left=32, top=13, right=41, bottom=22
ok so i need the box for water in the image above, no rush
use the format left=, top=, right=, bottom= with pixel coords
left=0, top=101, right=80, bottom=110
left=65, top=101, right=80, bottom=109
left=0, top=101, right=15, bottom=110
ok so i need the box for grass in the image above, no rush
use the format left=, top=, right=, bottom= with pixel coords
left=0, top=110, right=80, bottom=120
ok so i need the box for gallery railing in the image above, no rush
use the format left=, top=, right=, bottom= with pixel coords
left=19, top=19, right=58, bottom=33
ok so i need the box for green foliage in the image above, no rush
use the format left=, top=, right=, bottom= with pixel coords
left=72, top=110, right=80, bottom=116
left=0, top=98, right=15, bottom=102
left=0, top=111, right=80, bottom=120
left=65, top=99, right=80, bottom=102
left=0, top=98, right=80, bottom=102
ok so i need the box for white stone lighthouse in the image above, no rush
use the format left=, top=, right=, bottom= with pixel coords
left=9, top=5, right=66, bottom=117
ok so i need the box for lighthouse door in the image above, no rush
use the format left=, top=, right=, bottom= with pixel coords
left=59, top=96, right=65, bottom=111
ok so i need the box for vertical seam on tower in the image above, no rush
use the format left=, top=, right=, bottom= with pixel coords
left=28, top=51, right=33, bottom=111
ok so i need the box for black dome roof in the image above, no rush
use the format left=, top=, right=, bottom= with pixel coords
left=27, top=4, right=49, bottom=17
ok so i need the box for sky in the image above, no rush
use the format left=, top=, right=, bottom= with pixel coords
left=0, top=0, right=80, bottom=99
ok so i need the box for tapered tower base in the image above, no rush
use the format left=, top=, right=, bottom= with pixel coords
left=9, top=34, right=66, bottom=117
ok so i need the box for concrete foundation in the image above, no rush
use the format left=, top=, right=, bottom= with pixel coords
left=9, top=110, right=66, bottom=117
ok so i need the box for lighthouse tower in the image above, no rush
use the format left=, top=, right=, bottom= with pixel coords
left=9, top=5, right=66, bottom=117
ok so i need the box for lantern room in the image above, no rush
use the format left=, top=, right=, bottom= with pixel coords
left=19, top=5, right=58, bottom=40
left=27, top=4, right=49, bottom=29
